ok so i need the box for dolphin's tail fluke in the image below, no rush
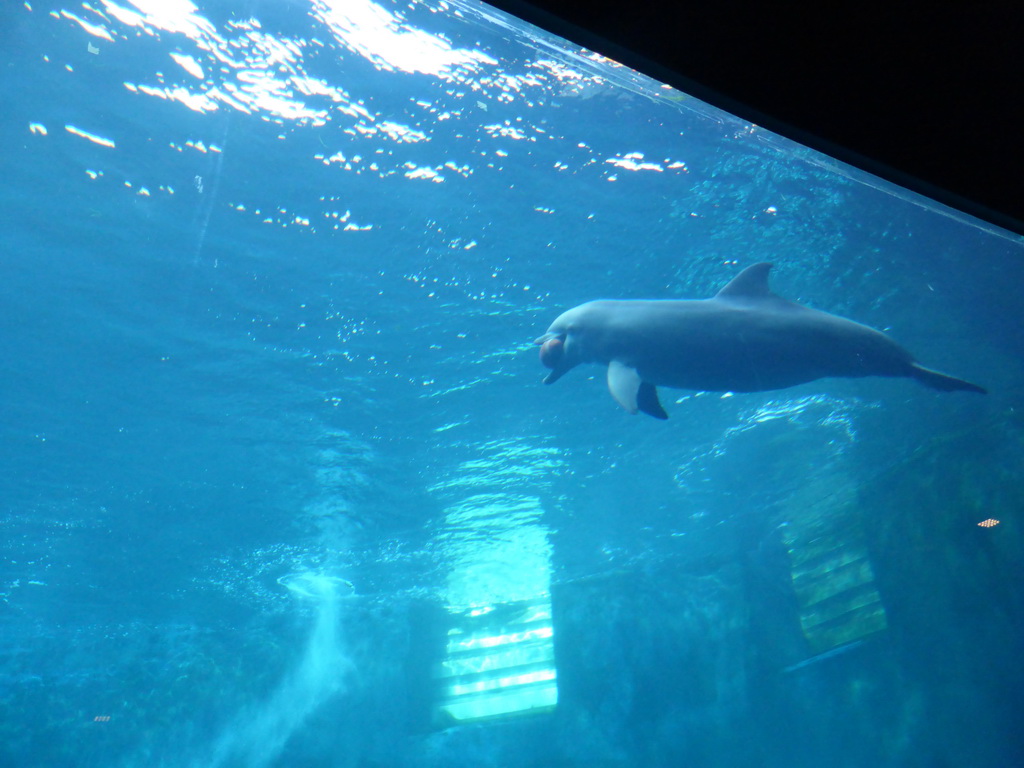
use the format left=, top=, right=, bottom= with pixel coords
left=909, top=363, right=987, bottom=395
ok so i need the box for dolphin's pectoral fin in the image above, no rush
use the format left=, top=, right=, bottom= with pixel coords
left=637, top=382, right=669, bottom=419
left=607, top=360, right=642, bottom=414
left=607, top=362, right=669, bottom=419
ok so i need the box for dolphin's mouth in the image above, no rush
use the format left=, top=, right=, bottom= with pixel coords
left=536, top=333, right=569, bottom=384
left=541, top=369, right=567, bottom=385
left=537, top=335, right=564, bottom=370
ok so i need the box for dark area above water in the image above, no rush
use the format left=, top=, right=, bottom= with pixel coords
left=486, top=1, right=1024, bottom=235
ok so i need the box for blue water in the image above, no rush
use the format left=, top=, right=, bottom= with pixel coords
left=2, top=1, right=1022, bottom=766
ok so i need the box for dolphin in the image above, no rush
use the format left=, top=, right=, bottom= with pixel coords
left=535, top=262, right=986, bottom=419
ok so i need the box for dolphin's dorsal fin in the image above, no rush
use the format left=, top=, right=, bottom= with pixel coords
left=715, top=262, right=776, bottom=300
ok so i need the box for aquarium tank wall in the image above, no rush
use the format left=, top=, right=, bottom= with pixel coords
left=1, top=1, right=1021, bottom=767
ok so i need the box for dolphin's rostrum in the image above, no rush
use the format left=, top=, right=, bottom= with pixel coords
left=535, top=263, right=986, bottom=419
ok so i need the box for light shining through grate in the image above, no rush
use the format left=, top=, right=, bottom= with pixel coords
left=437, top=598, right=558, bottom=724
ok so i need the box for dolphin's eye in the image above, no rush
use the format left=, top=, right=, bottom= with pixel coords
left=539, top=337, right=564, bottom=369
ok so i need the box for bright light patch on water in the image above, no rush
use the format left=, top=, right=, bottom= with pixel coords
left=404, top=164, right=445, bottom=182
left=166, top=84, right=218, bottom=113
left=64, top=124, right=116, bottom=147
left=606, top=152, right=665, bottom=172
left=377, top=120, right=428, bottom=143
left=483, top=123, right=530, bottom=140
left=60, top=9, right=115, bottom=41
left=170, top=51, right=204, bottom=79
left=50, top=0, right=676, bottom=248
left=312, top=0, right=497, bottom=78
left=102, top=0, right=217, bottom=39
